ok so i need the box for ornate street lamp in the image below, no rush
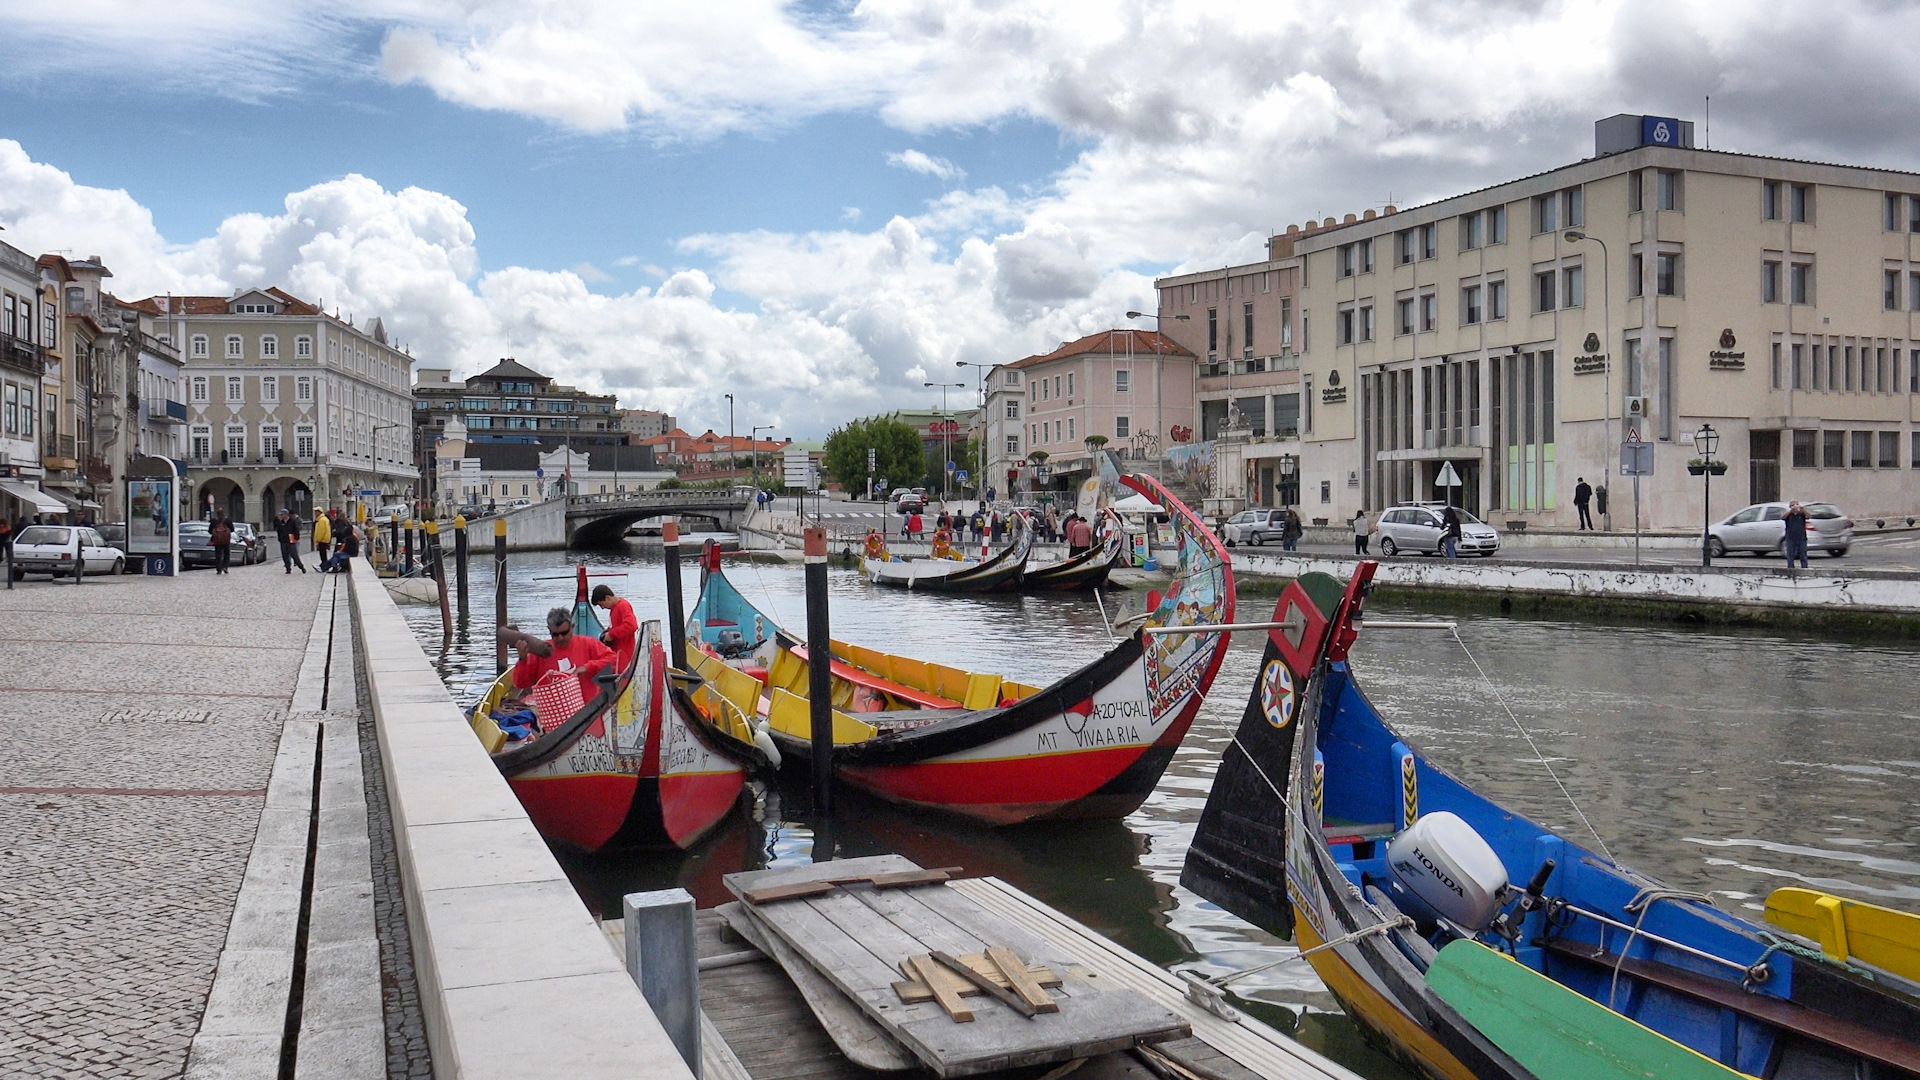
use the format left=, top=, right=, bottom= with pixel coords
left=1691, top=424, right=1721, bottom=567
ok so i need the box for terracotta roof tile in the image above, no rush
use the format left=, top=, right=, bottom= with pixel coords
left=1007, top=329, right=1193, bottom=370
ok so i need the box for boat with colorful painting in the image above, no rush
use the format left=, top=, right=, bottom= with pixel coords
left=1022, top=508, right=1126, bottom=591
left=861, top=514, right=1034, bottom=592
left=466, top=566, right=756, bottom=852
left=1182, top=562, right=1920, bottom=1080
left=684, top=473, right=1232, bottom=825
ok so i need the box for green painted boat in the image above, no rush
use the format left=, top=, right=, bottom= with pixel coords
left=1427, top=940, right=1752, bottom=1080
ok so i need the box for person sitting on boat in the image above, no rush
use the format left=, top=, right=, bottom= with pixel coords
left=591, top=584, right=638, bottom=673
left=863, top=529, right=889, bottom=562
left=511, top=606, right=616, bottom=702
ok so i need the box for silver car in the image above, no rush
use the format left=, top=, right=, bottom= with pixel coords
left=1222, top=508, right=1288, bottom=546
left=1376, top=503, right=1501, bottom=557
left=1707, top=501, right=1851, bottom=558
left=10, top=524, right=125, bottom=579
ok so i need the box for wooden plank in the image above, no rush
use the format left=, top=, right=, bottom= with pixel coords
left=725, top=854, right=924, bottom=898
left=717, top=902, right=918, bottom=1073
left=894, top=955, right=1061, bottom=1003
left=908, top=954, right=976, bottom=1022
left=932, top=951, right=1039, bottom=1018
left=743, top=867, right=963, bottom=906
left=1765, top=887, right=1920, bottom=981
left=1429, top=940, right=1749, bottom=1080
left=988, top=947, right=1059, bottom=1014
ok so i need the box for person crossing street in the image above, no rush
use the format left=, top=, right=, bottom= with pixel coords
left=275, top=509, right=307, bottom=573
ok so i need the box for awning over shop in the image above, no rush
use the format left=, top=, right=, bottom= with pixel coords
left=0, top=480, right=68, bottom=515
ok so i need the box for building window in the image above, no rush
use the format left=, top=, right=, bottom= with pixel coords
left=1535, top=270, right=1556, bottom=313
left=260, top=335, right=278, bottom=359
left=261, top=376, right=278, bottom=402
left=1067, top=418, right=1074, bottom=441
left=261, top=425, right=282, bottom=461
left=1419, top=292, right=1437, bottom=332
left=1822, top=429, right=1845, bottom=468
left=1534, top=193, right=1557, bottom=234
left=1763, top=260, right=1782, bottom=303
left=191, top=376, right=209, bottom=402
left=1763, top=180, right=1781, bottom=221
left=1850, top=430, right=1872, bottom=468
left=1005, top=435, right=1019, bottom=456
left=226, top=376, right=243, bottom=403
left=1067, top=372, right=1073, bottom=396
left=1243, top=302, right=1255, bottom=354
left=1656, top=170, right=1682, bottom=211
left=1459, top=213, right=1482, bottom=251
left=1360, top=239, right=1374, bottom=274
left=1791, top=183, right=1812, bottom=223
left=1792, top=343, right=1805, bottom=389
left=191, top=334, right=209, bottom=358
left=1563, top=186, right=1583, bottom=227
left=1792, top=429, right=1815, bottom=467
left=1115, top=416, right=1130, bottom=439
left=1563, top=265, right=1584, bottom=308
left=1487, top=280, right=1506, bottom=320
left=1419, top=223, right=1436, bottom=260
left=225, top=424, right=246, bottom=460
left=1461, top=284, right=1482, bottom=325
left=225, top=334, right=243, bottom=359
left=1359, top=304, right=1375, bottom=341
left=1339, top=245, right=1356, bottom=278
left=1880, top=431, right=1899, bottom=468
left=1337, top=307, right=1356, bottom=345
left=1628, top=252, right=1644, bottom=297
left=1791, top=261, right=1812, bottom=305
left=1913, top=349, right=1920, bottom=392
left=1207, top=309, right=1218, bottom=354
left=1396, top=297, right=1414, bottom=336
left=1888, top=193, right=1904, bottom=231
left=190, top=424, right=211, bottom=459
left=1279, top=297, right=1294, bottom=348
left=1656, top=252, right=1680, bottom=296
left=1005, top=399, right=1020, bottom=419
left=1630, top=170, right=1644, bottom=213
left=1771, top=342, right=1782, bottom=389
left=1396, top=230, right=1415, bottom=265
left=295, top=424, right=315, bottom=460
left=1887, top=270, right=1902, bottom=311
left=295, top=376, right=312, bottom=402
left=296, top=335, right=312, bottom=358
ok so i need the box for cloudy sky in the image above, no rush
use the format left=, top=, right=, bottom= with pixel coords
left=3, top=1, right=1917, bottom=436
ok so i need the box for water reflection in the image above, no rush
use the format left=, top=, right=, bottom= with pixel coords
left=398, top=541, right=1919, bottom=1080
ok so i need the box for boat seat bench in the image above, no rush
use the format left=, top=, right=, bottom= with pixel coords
left=1544, top=939, right=1920, bottom=1073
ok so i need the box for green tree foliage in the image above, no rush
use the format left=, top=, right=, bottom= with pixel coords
left=822, top=418, right=926, bottom=496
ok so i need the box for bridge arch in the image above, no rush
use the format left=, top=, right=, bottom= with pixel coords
left=563, top=493, right=749, bottom=548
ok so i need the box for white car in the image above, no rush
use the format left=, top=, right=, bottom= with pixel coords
left=10, top=524, right=126, bottom=579
left=1707, top=501, right=1852, bottom=558
left=1376, top=503, right=1501, bottom=557
left=1221, top=509, right=1289, bottom=546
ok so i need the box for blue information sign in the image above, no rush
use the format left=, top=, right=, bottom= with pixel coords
left=1641, top=115, right=1681, bottom=147
left=954, top=470, right=969, bottom=483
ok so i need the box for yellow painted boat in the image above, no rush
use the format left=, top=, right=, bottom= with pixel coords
left=1765, top=887, right=1920, bottom=983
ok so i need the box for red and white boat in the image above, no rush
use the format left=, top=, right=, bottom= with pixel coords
left=680, top=473, right=1233, bottom=825
left=468, top=570, right=759, bottom=852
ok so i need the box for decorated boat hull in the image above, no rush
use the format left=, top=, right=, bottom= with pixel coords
left=1183, top=563, right=1920, bottom=1080
left=687, top=473, right=1232, bottom=825
left=1022, top=510, right=1125, bottom=591
left=862, top=519, right=1033, bottom=592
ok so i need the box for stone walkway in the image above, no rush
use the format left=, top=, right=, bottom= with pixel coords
left=0, top=562, right=320, bottom=1078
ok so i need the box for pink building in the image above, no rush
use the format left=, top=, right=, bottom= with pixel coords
left=1001, top=330, right=1195, bottom=490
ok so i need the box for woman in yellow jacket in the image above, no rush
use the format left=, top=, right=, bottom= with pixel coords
left=312, top=510, right=332, bottom=555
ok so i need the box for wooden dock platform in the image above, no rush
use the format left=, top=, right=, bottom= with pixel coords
left=604, top=874, right=1359, bottom=1080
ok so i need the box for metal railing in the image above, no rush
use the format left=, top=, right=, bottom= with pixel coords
left=45, top=433, right=76, bottom=459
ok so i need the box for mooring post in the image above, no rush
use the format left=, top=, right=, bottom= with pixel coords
left=388, top=517, right=399, bottom=574
left=623, top=888, right=701, bottom=1077
left=453, top=514, right=470, bottom=617
left=403, top=520, right=415, bottom=576
left=493, top=517, right=509, bottom=674
left=804, top=526, right=833, bottom=814
left=426, top=520, right=451, bottom=641
left=662, top=520, right=688, bottom=672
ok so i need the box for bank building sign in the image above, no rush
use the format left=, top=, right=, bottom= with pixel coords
left=1572, top=332, right=1608, bottom=375
left=1709, top=328, right=1746, bottom=371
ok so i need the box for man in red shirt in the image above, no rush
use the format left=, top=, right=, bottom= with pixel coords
left=511, top=606, right=616, bottom=701
left=592, top=584, right=639, bottom=674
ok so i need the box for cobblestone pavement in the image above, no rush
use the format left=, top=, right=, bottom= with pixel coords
left=0, top=562, right=320, bottom=1079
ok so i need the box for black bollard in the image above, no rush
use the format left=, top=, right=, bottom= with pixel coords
left=427, top=520, right=451, bottom=642
left=74, top=545, right=84, bottom=585
left=403, top=521, right=415, bottom=576
left=661, top=520, right=687, bottom=672
left=453, top=515, right=470, bottom=617
left=388, top=517, right=400, bottom=574
left=493, top=517, right=509, bottom=674
left=803, top=527, right=833, bottom=815
left=5, top=534, right=12, bottom=590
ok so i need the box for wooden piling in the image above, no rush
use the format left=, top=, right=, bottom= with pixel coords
left=426, top=520, right=451, bottom=642
left=453, top=515, right=469, bottom=617
left=493, top=517, right=509, bottom=674
left=662, top=520, right=687, bottom=672
left=803, top=527, right=833, bottom=814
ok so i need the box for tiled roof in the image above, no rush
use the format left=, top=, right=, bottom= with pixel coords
left=472, top=357, right=549, bottom=383
left=1008, top=329, right=1193, bottom=369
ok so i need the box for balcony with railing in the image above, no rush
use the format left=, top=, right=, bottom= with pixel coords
left=145, top=398, right=189, bottom=424
left=44, top=433, right=77, bottom=467
left=2, top=331, right=47, bottom=376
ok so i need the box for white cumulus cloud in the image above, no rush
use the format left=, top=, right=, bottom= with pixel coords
left=886, top=150, right=965, bottom=183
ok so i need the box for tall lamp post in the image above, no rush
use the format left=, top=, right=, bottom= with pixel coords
left=924, top=381, right=964, bottom=505
left=723, top=393, right=735, bottom=480
left=1126, top=311, right=1191, bottom=475
left=750, top=423, right=774, bottom=494
left=1692, top=424, right=1720, bottom=568
left=1564, top=231, right=1612, bottom=529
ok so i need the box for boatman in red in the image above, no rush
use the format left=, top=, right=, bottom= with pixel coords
left=592, top=583, right=638, bottom=674
left=512, top=606, right=616, bottom=700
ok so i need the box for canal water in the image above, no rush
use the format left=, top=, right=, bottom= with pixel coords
left=397, top=540, right=1920, bottom=1080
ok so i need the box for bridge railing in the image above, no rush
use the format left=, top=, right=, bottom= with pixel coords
left=566, top=490, right=752, bottom=508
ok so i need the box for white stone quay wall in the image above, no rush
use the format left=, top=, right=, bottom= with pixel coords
left=1230, top=550, right=1920, bottom=614
left=346, top=558, right=692, bottom=1080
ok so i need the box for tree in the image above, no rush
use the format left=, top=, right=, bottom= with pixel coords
left=822, top=418, right=925, bottom=498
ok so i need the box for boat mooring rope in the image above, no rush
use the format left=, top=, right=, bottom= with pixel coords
left=1447, top=627, right=1616, bottom=864
left=1608, top=887, right=1720, bottom=1008
left=1193, top=915, right=1416, bottom=988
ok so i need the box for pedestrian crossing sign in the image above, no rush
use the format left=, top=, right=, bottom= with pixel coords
left=1625, top=425, right=1640, bottom=442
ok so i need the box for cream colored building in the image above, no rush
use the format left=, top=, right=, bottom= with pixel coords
left=1167, top=115, right=1920, bottom=529
left=147, top=287, right=419, bottom=523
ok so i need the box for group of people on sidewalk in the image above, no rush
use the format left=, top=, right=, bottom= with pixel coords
left=204, top=508, right=362, bottom=575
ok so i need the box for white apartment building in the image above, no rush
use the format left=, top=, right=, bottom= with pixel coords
left=1166, top=114, right=1920, bottom=529
left=147, top=287, right=419, bottom=523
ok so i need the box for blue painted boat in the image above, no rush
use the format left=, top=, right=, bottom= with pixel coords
left=1183, top=562, right=1920, bottom=1080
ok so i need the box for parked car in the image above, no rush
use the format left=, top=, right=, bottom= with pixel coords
left=1376, top=503, right=1501, bottom=557
left=1221, top=508, right=1289, bottom=546
left=891, top=488, right=926, bottom=513
left=1708, top=501, right=1852, bottom=558
left=508, top=498, right=532, bottom=508
left=178, top=521, right=218, bottom=569
left=9, top=524, right=125, bottom=579
left=232, top=522, right=265, bottom=564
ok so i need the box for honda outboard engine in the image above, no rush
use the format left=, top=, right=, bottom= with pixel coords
left=1384, top=811, right=1509, bottom=933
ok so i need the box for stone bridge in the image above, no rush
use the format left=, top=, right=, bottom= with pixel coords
left=564, top=490, right=752, bottom=547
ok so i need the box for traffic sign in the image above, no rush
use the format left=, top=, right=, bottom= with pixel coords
left=954, top=470, right=969, bottom=483
left=1621, top=441, right=1655, bottom=476
left=1435, top=460, right=1463, bottom=487
left=1624, top=424, right=1641, bottom=442
left=535, top=468, right=545, bottom=478
left=945, top=459, right=957, bottom=473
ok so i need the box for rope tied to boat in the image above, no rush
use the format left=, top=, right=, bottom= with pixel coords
left=1185, top=915, right=1415, bottom=991
left=1446, top=626, right=1615, bottom=864
left=1607, top=887, right=1724, bottom=1008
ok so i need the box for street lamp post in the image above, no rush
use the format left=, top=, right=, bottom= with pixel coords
left=1564, top=231, right=1613, bottom=530
left=724, top=393, right=735, bottom=480
left=924, top=381, right=965, bottom=505
left=1126, top=311, right=1191, bottom=475
left=750, top=423, right=774, bottom=494
left=1692, top=424, right=1720, bottom=568
left=956, top=360, right=993, bottom=492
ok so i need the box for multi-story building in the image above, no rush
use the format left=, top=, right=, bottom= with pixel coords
left=636, top=428, right=796, bottom=476
left=0, top=240, right=56, bottom=520
left=144, top=287, right=419, bottom=523
left=38, top=255, right=115, bottom=515
left=1159, top=114, right=1920, bottom=529
left=619, top=408, right=676, bottom=442
left=412, top=360, right=622, bottom=504
left=995, top=331, right=1195, bottom=496
left=432, top=419, right=664, bottom=513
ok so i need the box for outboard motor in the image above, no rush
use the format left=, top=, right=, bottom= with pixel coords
left=1383, top=811, right=1509, bottom=934
left=715, top=628, right=751, bottom=658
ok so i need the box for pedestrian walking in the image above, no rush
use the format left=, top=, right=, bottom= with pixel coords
left=1783, top=500, right=1811, bottom=570
left=313, top=509, right=333, bottom=555
left=899, top=510, right=912, bottom=540
left=908, top=510, right=924, bottom=540
left=1351, top=509, right=1371, bottom=555
left=1441, top=506, right=1462, bottom=558
left=1281, top=507, right=1304, bottom=551
left=276, top=509, right=307, bottom=573
left=210, top=514, right=234, bottom=574
left=1573, top=477, right=1594, bottom=530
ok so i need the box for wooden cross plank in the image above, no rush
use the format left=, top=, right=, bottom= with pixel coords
left=988, top=947, right=1060, bottom=1014
left=932, top=951, right=1039, bottom=1019
left=893, top=953, right=1061, bottom=1003
left=907, top=953, right=975, bottom=1022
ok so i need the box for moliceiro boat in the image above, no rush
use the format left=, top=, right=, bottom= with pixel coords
left=1023, top=509, right=1126, bottom=591
left=685, top=473, right=1232, bottom=824
left=467, top=567, right=752, bottom=852
left=862, top=513, right=1034, bottom=592
left=1183, top=563, right=1920, bottom=1080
